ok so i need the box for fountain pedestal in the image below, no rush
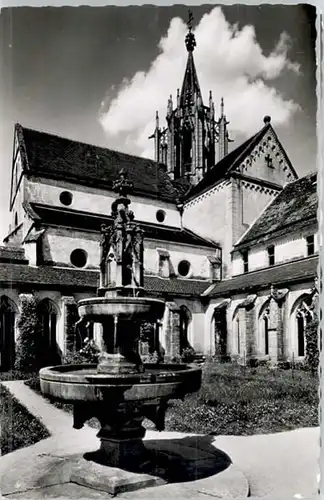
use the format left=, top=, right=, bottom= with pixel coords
left=96, top=407, right=147, bottom=471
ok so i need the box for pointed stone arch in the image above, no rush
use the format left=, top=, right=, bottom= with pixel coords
left=290, top=293, right=313, bottom=358
left=232, top=305, right=243, bottom=356
left=258, top=300, right=271, bottom=356
left=179, top=305, right=192, bottom=353
left=37, top=298, right=61, bottom=365
left=212, top=299, right=230, bottom=358
left=0, top=295, right=18, bottom=370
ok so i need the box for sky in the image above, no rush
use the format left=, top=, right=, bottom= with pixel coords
left=0, top=4, right=317, bottom=241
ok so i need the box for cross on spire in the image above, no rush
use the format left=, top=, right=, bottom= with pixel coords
left=185, top=10, right=196, bottom=52
left=187, top=9, right=194, bottom=31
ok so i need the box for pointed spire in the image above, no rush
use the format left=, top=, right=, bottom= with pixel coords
left=180, top=11, right=202, bottom=108
left=155, top=110, right=159, bottom=128
left=218, top=97, right=231, bottom=161
left=220, top=97, right=224, bottom=117
left=167, top=94, right=173, bottom=117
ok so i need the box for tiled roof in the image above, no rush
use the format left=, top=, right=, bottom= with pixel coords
left=17, top=124, right=180, bottom=203
left=0, top=246, right=28, bottom=264
left=143, top=276, right=210, bottom=296
left=207, top=256, right=318, bottom=298
left=0, top=263, right=98, bottom=290
left=0, top=263, right=210, bottom=296
left=185, top=122, right=298, bottom=201
left=27, top=203, right=217, bottom=248
left=234, top=173, right=317, bottom=250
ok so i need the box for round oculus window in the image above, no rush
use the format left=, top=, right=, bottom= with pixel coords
left=178, top=260, right=190, bottom=277
left=70, top=249, right=88, bottom=268
left=59, top=191, right=73, bottom=206
left=156, top=210, right=166, bottom=223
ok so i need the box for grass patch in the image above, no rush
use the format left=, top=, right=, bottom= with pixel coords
left=164, top=362, right=318, bottom=435
left=0, top=384, right=50, bottom=455
left=0, top=370, right=35, bottom=382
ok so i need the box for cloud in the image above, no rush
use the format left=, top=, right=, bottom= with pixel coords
left=99, top=7, right=300, bottom=159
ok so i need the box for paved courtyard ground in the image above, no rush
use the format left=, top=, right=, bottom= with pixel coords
left=0, top=380, right=319, bottom=499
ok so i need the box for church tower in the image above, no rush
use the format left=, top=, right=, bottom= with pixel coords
left=150, top=11, right=231, bottom=186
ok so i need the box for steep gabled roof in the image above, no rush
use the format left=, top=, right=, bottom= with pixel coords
left=234, top=172, right=317, bottom=250
left=25, top=202, right=218, bottom=249
left=185, top=121, right=298, bottom=201
left=15, top=124, right=180, bottom=204
left=207, top=255, right=318, bottom=298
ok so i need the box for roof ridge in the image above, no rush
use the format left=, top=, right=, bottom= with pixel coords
left=17, top=122, right=167, bottom=168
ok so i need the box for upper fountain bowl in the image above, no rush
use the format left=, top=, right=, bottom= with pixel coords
left=78, top=296, right=165, bottom=322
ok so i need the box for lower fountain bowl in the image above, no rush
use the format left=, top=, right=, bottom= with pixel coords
left=39, top=363, right=202, bottom=404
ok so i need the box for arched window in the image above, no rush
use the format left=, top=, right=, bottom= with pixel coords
left=296, top=300, right=313, bottom=357
left=179, top=306, right=192, bottom=353
left=0, top=296, right=17, bottom=371
left=232, top=307, right=241, bottom=355
left=291, top=295, right=313, bottom=358
left=212, top=304, right=228, bottom=357
left=236, top=318, right=240, bottom=355
left=37, top=299, right=60, bottom=365
left=263, top=315, right=269, bottom=355
left=259, top=303, right=270, bottom=356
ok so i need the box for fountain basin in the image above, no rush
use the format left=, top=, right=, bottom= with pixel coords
left=39, top=363, right=201, bottom=403
left=78, top=297, right=165, bottom=322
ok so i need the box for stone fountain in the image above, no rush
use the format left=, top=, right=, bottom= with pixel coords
left=39, top=170, right=202, bottom=475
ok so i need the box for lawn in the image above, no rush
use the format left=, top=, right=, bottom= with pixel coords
left=24, top=361, right=318, bottom=436
left=163, top=362, right=319, bottom=435
left=0, top=383, right=50, bottom=455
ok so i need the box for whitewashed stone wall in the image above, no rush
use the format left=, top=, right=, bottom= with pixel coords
left=25, top=177, right=181, bottom=228
left=232, top=227, right=318, bottom=276
left=41, top=227, right=217, bottom=280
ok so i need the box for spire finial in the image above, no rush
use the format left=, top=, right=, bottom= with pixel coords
left=187, top=9, right=194, bottom=32
left=185, top=10, right=196, bottom=52
left=221, top=97, right=224, bottom=117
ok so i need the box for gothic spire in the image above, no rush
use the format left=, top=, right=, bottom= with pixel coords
left=217, top=98, right=233, bottom=161
left=180, top=10, right=202, bottom=108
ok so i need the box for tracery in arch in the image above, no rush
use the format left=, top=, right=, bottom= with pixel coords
left=291, top=294, right=313, bottom=357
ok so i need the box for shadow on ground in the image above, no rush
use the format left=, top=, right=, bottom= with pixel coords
left=84, top=434, right=231, bottom=483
